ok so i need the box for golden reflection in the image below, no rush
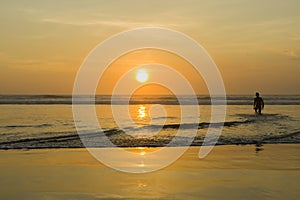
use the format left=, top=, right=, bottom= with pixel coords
left=138, top=161, right=145, bottom=167
left=137, top=181, right=148, bottom=188
left=137, top=105, right=146, bottom=119
left=137, top=147, right=146, bottom=156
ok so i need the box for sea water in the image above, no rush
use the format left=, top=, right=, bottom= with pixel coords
left=0, top=95, right=299, bottom=149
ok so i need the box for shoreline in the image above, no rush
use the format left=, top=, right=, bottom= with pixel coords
left=0, top=142, right=299, bottom=151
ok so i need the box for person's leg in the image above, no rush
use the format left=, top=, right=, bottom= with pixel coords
left=258, top=108, right=262, bottom=114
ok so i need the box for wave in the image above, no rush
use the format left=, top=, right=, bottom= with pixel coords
left=139, top=120, right=254, bottom=130
left=1, top=95, right=300, bottom=105
left=1, top=130, right=299, bottom=149
left=2, top=118, right=299, bottom=149
left=0, top=124, right=52, bottom=129
left=262, top=131, right=300, bottom=142
left=210, top=131, right=300, bottom=146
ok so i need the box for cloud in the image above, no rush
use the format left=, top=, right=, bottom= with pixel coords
left=41, top=17, right=142, bottom=27
left=290, top=34, right=300, bottom=41
left=0, top=52, right=72, bottom=72
left=283, top=49, right=300, bottom=60
left=39, top=17, right=189, bottom=29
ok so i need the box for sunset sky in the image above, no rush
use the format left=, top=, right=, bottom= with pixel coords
left=0, top=0, right=299, bottom=94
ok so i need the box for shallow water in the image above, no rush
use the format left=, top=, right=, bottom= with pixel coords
left=0, top=98, right=299, bottom=149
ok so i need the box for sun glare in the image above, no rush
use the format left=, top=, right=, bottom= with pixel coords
left=137, top=105, right=146, bottom=119
left=136, top=69, right=149, bottom=83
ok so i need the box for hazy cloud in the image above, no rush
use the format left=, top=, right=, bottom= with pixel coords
left=283, top=49, right=300, bottom=60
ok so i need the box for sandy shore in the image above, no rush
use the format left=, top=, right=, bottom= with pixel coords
left=0, top=144, right=299, bottom=200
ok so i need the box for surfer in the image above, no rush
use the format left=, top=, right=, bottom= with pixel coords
left=253, top=92, right=264, bottom=114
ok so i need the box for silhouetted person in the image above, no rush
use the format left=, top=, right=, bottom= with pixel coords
left=253, top=92, right=264, bottom=114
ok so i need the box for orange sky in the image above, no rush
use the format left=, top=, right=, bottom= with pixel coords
left=0, top=0, right=300, bottom=94
left=97, top=49, right=207, bottom=95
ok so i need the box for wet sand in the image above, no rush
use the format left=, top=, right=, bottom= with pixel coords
left=0, top=144, right=299, bottom=200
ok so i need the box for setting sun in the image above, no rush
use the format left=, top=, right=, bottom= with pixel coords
left=136, top=69, right=149, bottom=83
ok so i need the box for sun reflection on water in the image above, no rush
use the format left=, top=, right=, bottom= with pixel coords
left=138, top=163, right=145, bottom=167
left=137, top=181, right=148, bottom=188
left=137, top=105, right=147, bottom=119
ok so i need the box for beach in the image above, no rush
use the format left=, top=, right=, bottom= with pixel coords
left=0, top=144, right=299, bottom=200
left=1, top=0, right=300, bottom=199
left=0, top=99, right=299, bottom=199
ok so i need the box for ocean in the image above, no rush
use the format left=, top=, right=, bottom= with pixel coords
left=0, top=95, right=299, bottom=149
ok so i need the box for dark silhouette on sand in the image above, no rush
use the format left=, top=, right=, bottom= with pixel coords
left=253, top=92, right=264, bottom=114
